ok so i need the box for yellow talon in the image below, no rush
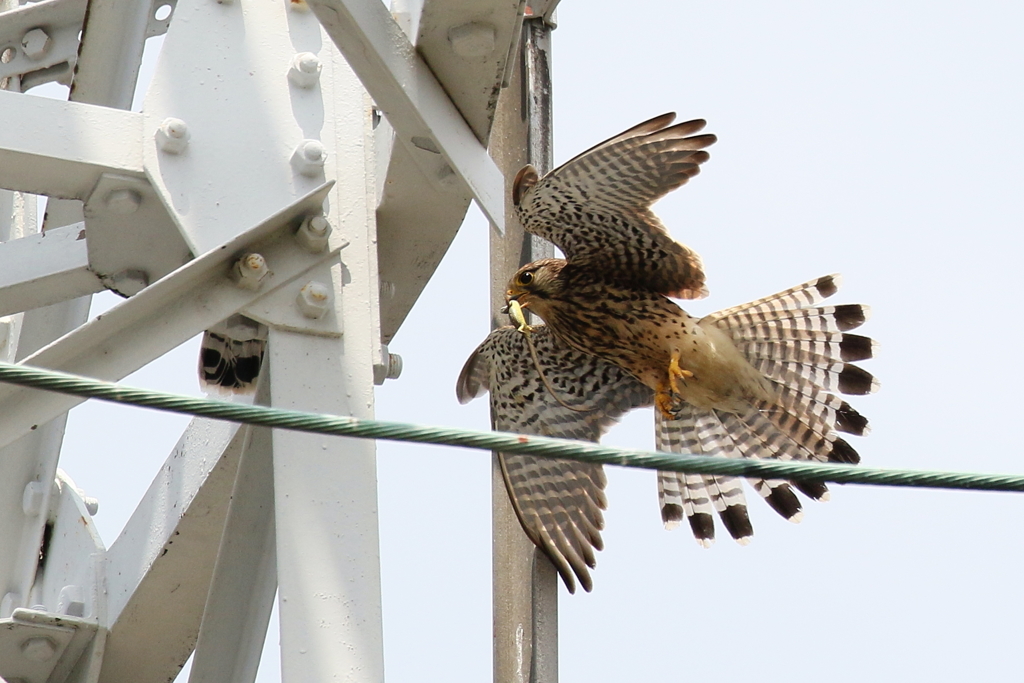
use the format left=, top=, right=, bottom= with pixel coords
left=655, top=391, right=677, bottom=419
left=508, top=299, right=533, bottom=334
left=668, top=352, right=694, bottom=393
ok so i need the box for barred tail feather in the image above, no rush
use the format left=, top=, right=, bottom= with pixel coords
left=705, top=274, right=843, bottom=322
left=199, top=332, right=265, bottom=393
left=656, top=407, right=752, bottom=545
left=737, top=336, right=877, bottom=365
left=713, top=305, right=871, bottom=335
left=765, top=379, right=870, bottom=438
left=696, top=273, right=876, bottom=518
left=755, top=358, right=879, bottom=397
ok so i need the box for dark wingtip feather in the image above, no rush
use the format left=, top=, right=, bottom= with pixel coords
left=682, top=133, right=717, bottom=149
left=793, top=480, right=830, bottom=501
left=661, top=502, right=684, bottom=526
left=829, top=436, right=861, bottom=464
left=543, top=547, right=577, bottom=594
left=836, top=402, right=870, bottom=436
left=644, top=111, right=679, bottom=130
left=838, top=364, right=880, bottom=395
left=834, top=304, right=869, bottom=332
left=661, top=117, right=704, bottom=136
left=677, top=116, right=705, bottom=129
left=839, top=334, right=876, bottom=362
left=815, top=275, right=839, bottom=299
left=688, top=150, right=711, bottom=164
left=765, top=485, right=803, bottom=521
left=573, top=562, right=594, bottom=593
left=719, top=505, right=754, bottom=542
left=687, top=512, right=716, bottom=546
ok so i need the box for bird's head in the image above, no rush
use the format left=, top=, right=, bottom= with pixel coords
left=503, top=258, right=566, bottom=323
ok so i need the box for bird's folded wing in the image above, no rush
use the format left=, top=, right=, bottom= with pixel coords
left=457, top=326, right=652, bottom=592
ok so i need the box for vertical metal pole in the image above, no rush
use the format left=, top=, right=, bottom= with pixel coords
left=490, top=17, right=557, bottom=683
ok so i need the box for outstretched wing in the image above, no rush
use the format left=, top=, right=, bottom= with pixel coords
left=457, top=326, right=652, bottom=593
left=512, top=113, right=715, bottom=299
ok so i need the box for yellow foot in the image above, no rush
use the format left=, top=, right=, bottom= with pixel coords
left=655, top=391, right=677, bottom=419
left=668, top=353, right=694, bottom=393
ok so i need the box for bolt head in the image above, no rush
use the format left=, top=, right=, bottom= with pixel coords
left=291, top=140, right=327, bottom=177
left=21, top=28, right=51, bottom=60
left=295, top=215, right=332, bottom=252
left=58, top=585, right=85, bottom=617
left=296, top=281, right=332, bottom=319
left=386, top=352, right=403, bottom=380
left=155, top=118, right=190, bottom=154
left=448, top=22, right=496, bottom=58
left=104, top=188, right=142, bottom=215
left=22, top=482, right=44, bottom=516
left=288, top=52, right=322, bottom=88
left=374, top=344, right=403, bottom=384
left=83, top=497, right=99, bottom=516
left=21, top=637, right=57, bottom=662
left=1, top=592, right=20, bottom=618
left=233, top=253, right=270, bottom=290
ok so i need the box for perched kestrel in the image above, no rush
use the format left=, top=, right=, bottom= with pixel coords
left=458, top=114, right=877, bottom=592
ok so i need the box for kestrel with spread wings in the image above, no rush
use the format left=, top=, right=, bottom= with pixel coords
left=458, top=114, right=877, bottom=593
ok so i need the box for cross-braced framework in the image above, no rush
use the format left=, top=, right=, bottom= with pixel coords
left=0, top=0, right=560, bottom=681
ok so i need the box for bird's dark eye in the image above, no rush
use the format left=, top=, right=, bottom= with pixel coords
left=518, top=271, right=534, bottom=286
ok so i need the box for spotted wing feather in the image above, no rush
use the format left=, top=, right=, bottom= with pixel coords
left=513, top=113, right=714, bottom=299
left=457, top=326, right=653, bottom=593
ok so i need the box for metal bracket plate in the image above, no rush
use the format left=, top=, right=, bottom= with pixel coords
left=0, top=609, right=98, bottom=683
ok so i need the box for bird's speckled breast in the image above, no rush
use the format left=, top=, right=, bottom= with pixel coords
left=537, top=281, right=771, bottom=412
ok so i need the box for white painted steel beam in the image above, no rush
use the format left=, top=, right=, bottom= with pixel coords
left=189, top=423, right=277, bottom=683
left=416, top=0, right=523, bottom=142
left=140, top=0, right=363, bottom=256
left=0, top=470, right=109, bottom=683
left=101, top=419, right=249, bottom=683
left=0, top=0, right=88, bottom=91
left=0, top=189, right=94, bottom=656
left=375, top=139, right=473, bottom=342
left=263, top=34, right=385, bottom=680
left=306, top=0, right=506, bottom=233
left=42, top=0, right=166, bottom=231
left=0, top=183, right=341, bottom=451
left=0, top=0, right=160, bottom=649
left=375, top=0, right=523, bottom=341
left=0, top=89, right=143, bottom=199
left=0, top=223, right=103, bottom=317
left=268, top=329, right=385, bottom=683
left=70, top=0, right=167, bottom=108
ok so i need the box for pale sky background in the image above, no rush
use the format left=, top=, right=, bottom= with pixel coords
left=33, top=1, right=1024, bottom=681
